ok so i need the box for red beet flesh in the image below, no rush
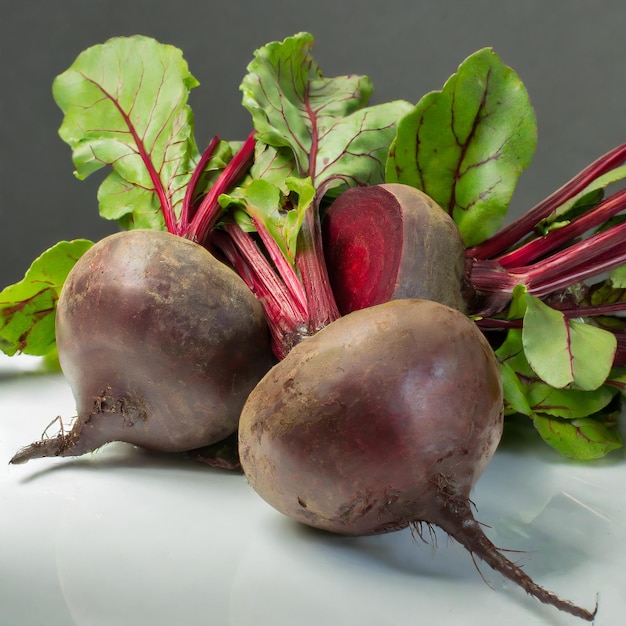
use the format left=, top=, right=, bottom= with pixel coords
left=323, top=184, right=466, bottom=313
left=238, top=299, right=596, bottom=621
left=11, top=230, right=274, bottom=464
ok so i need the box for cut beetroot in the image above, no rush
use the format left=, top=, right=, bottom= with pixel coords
left=323, top=184, right=466, bottom=314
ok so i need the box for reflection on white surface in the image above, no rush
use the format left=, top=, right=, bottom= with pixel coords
left=1, top=355, right=624, bottom=625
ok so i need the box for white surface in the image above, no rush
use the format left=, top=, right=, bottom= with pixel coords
left=1, top=354, right=625, bottom=626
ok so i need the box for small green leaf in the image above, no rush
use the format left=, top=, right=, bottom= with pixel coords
left=610, top=264, right=626, bottom=288
left=535, top=188, right=604, bottom=235
left=587, top=278, right=626, bottom=307
left=386, top=47, right=537, bottom=246
left=543, top=164, right=626, bottom=228
left=533, top=414, right=622, bottom=460
left=220, top=178, right=315, bottom=266
left=507, top=284, right=530, bottom=319
left=526, top=382, right=617, bottom=419
left=0, top=240, right=93, bottom=356
left=569, top=320, right=618, bottom=389
left=241, top=32, right=412, bottom=198
left=53, top=35, right=200, bottom=229
left=522, top=294, right=616, bottom=390
left=499, top=361, right=533, bottom=416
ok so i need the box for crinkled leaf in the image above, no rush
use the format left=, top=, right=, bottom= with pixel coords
left=219, top=177, right=315, bottom=265
left=97, top=173, right=167, bottom=230
left=533, top=414, right=622, bottom=460
left=241, top=32, right=412, bottom=197
left=0, top=240, right=93, bottom=356
left=317, top=101, right=414, bottom=195
left=522, top=294, right=616, bottom=390
left=386, top=47, right=537, bottom=246
left=53, top=35, right=200, bottom=229
left=250, top=144, right=298, bottom=191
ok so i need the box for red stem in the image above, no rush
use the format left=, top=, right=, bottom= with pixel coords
left=251, top=216, right=309, bottom=320
left=178, top=135, right=221, bottom=232
left=184, top=132, right=257, bottom=245
left=518, top=221, right=626, bottom=296
left=295, top=208, right=341, bottom=334
left=497, top=187, right=626, bottom=269
left=469, top=220, right=626, bottom=299
left=217, top=224, right=309, bottom=359
left=468, top=143, right=626, bottom=260
left=476, top=301, right=626, bottom=329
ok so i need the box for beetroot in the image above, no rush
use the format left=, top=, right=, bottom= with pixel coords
left=323, top=184, right=466, bottom=313
left=10, top=229, right=273, bottom=464
left=238, top=299, right=596, bottom=621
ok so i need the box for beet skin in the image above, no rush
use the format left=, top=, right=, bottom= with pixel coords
left=239, top=299, right=502, bottom=535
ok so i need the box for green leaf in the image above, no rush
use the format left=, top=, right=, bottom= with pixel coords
left=542, top=164, right=626, bottom=230
left=219, top=177, right=316, bottom=266
left=241, top=32, right=412, bottom=197
left=495, top=327, right=536, bottom=380
left=250, top=144, right=298, bottom=189
left=526, top=382, right=617, bottom=419
left=497, top=326, right=623, bottom=459
left=386, top=47, right=537, bottom=246
left=97, top=173, right=167, bottom=230
left=610, top=264, right=626, bottom=288
left=532, top=414, right=622, bottom=460
left=0, top=240, right=93, bottom=356
left=522, top=294, right=616, bottom=390
left=499, top=361, right=533, bottom=416
left=53, top=35, right=200, bottom=229
left=608, top=367, right=626, bottom=394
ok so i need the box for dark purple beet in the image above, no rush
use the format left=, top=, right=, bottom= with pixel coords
left=238, top=299, right=596, bottom=621
left=11, top=229, right=274, bottom=464
left=323, top=184, right=466, bottom=313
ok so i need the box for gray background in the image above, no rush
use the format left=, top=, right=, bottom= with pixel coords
left=1, top=0, right=626, bottom=287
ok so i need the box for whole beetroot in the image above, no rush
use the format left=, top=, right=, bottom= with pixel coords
left=11, top=229, right=274, bottom=464
left=238, top=299, right=596, bottom=621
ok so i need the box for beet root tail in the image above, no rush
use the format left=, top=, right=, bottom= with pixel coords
left=10, top=434, right=71, bottom=464
left=9, top=413, right=100, bottom=465
left=431, top=493, right=598, bottom=622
